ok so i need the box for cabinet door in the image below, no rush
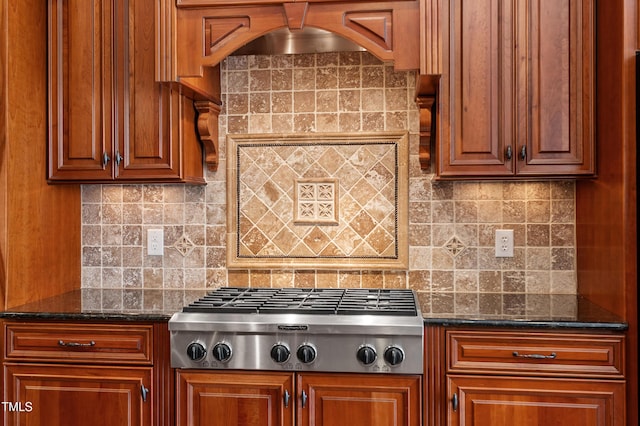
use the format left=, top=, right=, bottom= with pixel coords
left=436, top=0, right=595, bottom=179
left=113, top=0, right=182, bottom=181
left=516, top=0, right=595, bottom=176
left=3, top=363, right=152, bottom=426
left=48, top=0, right=114, bottom=181
left=298, top=373, right=421, bottom=426
left=448, top=375, right=625, bottom=426
left=437, top=0, right=515, bottom=178
left=176, top=370, right=294, bottom=426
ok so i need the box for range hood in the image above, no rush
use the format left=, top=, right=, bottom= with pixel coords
left=230, top=27, right=366, bottom=56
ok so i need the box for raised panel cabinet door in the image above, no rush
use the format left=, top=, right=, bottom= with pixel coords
left=437, top=0, right=515, bottom=177
left=515, top=0, right=595, bottom=176
left=297, top=373, right=421, bottom=426
left=176, top=371, right=294, bottom=426
left=3, top=363, right=152, bottom=426
left=113, top=0, right=181, bottom=181
left=447, top=375, right=626, bottom=426
left=47, top=0, right=114, bottom=181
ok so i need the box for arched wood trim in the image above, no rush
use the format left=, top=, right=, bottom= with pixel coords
left=174, top=1, right=421, bottom=79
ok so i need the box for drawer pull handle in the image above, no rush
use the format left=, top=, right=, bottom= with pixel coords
left=452, top=393, right=458, bottom=412
left=58, top=340, right=96, bottom=348
left=512, top=351, right=557, bottom=360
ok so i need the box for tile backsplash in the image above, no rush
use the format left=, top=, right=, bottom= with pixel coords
left=81, top=52, right=576, bottom=313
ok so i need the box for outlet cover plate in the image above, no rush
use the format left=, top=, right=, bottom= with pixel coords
left=148, top=229, right=164, bottom=256
left=495, top=229, right=514, bottom=257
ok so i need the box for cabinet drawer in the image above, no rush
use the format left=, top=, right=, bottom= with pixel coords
left=447, top=330, right=624, bottom=378
left=4, top=322, right=153, bottom=364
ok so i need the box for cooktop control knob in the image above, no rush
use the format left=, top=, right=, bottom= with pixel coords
left=356, top=345, right=377, bottom=365
left=384, top=346, right=405, bottom=366
left=186, top=342, right=206, bottom=361
left=296, top=344, right=317, bottom=364
left=212, top=342, right=232, bottom=362
left=270, top=344, right=291, bottom=363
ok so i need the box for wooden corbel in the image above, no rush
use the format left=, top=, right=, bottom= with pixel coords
left=194, top=100, right=222, bottom=172
left=415, top=75, right=439, bottom=171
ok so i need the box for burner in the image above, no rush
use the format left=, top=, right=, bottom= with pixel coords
left=181, top=287, right=418, bottom=316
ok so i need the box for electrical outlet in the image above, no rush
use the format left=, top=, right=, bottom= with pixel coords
left=148, top=229, right=164, bottom=256
left=495, top=229, right=514, bottom=257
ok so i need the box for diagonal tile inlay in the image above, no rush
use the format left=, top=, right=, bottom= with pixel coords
left=227, top=132, right=409, bottom=270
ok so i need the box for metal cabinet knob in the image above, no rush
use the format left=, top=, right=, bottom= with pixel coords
left=520, top=145, right=527, bottom=160
left=102, top=152, right=110, bottom=167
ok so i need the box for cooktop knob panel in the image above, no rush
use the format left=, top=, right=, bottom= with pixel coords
left=186, top=342, right=206, bottom=361
left=384, top=346, right=405, bottom=366
left=296, top=344, right=317, bottom=364
left=270, top=344, right=291, bottom=363
left=212, top=342, right=232, bottom=362
left=356, top=345, right=377, bottom=365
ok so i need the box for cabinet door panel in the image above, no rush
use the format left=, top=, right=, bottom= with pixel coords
left=448, top=375, right=625, bottom=426
left=176, top=371, right=294, bottom=426
left=114, top=0, right=181, bottom=181
left=48, top=0, right=113, bottom=181
left=438, top=0, right=514, bottom=177
left=4, top=363, right=151, bottom=426
left=298, top=373, right=421, bottom=426
left=516, top=0, right=595, bottom=175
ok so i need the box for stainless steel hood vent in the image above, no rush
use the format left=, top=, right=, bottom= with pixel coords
left=230, top=27, right=366, bottom=56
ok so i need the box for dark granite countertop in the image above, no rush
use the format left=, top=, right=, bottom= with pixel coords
left=0, top=290, right=628, bottom=331
left=0, top=290, right=172, bottom=322
left=416, top=292, right=628, bottom=331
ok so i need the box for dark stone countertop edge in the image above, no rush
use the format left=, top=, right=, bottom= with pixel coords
left=0, top=311, right=172, bottom=322
left=421, top=317, right=628, bottom=331
left=0, top=311, right=627, bottom=331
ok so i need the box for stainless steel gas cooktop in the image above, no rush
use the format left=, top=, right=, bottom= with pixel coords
left=169, top=287, right=424, bottom=374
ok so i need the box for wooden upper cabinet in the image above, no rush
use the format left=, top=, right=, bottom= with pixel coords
left=436, top=0, right=595, bottom=179
left=48, top=0, right=113, bottom=182
left=48, top=0, right=209, bottom=184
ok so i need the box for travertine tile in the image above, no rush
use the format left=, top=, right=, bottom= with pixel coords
left=79, top=52, right=578, bottom=311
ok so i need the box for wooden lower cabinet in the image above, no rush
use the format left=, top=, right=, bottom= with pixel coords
left=176, top=371, right=294, bottom=426
left=176, top=370, right=421, bottom=426
left=448, top=375, right=625, bottom=426
left=424, top=327, right=627, bottom=426
left=2, top=320, right=172, bottom=426
left=3, top=364, right=152, bottom=426
left=298, top=373, right=421, bottom=426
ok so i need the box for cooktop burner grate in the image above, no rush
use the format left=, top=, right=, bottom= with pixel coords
left=182, top=287, right=418, bottom=316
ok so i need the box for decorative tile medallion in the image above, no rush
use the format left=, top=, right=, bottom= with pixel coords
left=444, top=236, right=466, bottom=257
left=294, top=179, right=339, bottom=224
left=227, top=132, right=409, bottom=270
left=173, top=234, right=195, bottom=257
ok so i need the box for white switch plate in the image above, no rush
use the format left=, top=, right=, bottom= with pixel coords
left=495, top=229, right=514, bottom=257
left=148, top=229, right=164, bottom=256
